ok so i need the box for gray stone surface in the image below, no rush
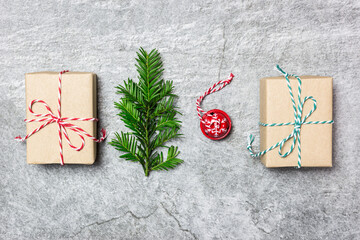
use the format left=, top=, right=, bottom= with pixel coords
left=1, top=0, right=360, bottom=239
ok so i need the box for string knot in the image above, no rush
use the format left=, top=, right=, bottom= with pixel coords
left=294, top=117, right=302, bottom=132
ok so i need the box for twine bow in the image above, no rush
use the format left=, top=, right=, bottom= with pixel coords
left=247, top=65, right=333, bottom=168
left=15, top=70, right=106, bottom=165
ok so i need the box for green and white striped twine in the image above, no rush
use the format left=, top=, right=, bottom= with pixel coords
left=247, top=65, right=334, bottom=168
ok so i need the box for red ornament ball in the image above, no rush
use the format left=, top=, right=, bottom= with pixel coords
left=200, top=109, right=231, bottom=140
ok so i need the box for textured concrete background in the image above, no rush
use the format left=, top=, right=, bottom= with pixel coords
left=1, top=0, right=360, bottom=239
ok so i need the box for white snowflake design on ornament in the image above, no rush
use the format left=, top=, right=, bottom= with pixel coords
left=204, top=113, right=227, bottom=136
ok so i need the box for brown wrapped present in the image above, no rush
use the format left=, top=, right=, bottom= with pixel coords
left=247, top=66, right=333, bottom=168
left=16, top=71, right=106, bottom=165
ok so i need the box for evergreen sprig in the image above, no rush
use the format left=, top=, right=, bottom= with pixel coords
left=110, top=48, right=183, bottom=176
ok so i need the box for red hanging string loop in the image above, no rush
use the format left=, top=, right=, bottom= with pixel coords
left=196, top=73, right=234, bottom=124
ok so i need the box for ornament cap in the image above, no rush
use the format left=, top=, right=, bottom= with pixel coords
left=200, top=109, right=231, bottom=140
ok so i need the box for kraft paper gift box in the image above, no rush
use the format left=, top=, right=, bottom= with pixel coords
left=257, top=73, right=333, bottom=168
left=24, top=72, right=98, bottom=164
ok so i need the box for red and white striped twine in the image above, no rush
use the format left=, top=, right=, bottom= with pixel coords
left=196, top=73, right=234, bottom=124
left=15, top=70, right=106, bottom=165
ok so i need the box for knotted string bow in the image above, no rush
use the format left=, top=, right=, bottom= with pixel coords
left=15, top=70, right=106, bottom=165
left=247, top=65, right=333, bottom=168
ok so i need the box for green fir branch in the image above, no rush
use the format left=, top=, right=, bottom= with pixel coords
left=109, top=132, right=143, bottom=164
left=151, top=146, right=183, bottom=171
left=110, top=47, right=183, bottom=176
